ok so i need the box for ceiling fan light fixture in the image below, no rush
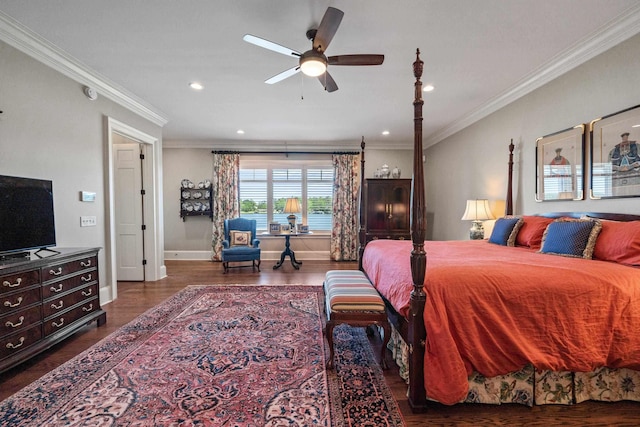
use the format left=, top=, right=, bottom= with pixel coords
left=299, top=50, right=327, bottom=77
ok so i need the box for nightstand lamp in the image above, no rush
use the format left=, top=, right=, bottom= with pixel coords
left=284, top=197, right=301, bottom=230
left=461, top=199, right=495, bottom=240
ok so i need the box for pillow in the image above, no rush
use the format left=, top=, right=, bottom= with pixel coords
left=230, top=230, right=252, bottom=246
left=593, top=219, right=640, bottom=266
left=515, top=216, right=554, bottom=249
left=488, top=217, right=523, bottom=246
left=539, top=218, right=602, bottom=259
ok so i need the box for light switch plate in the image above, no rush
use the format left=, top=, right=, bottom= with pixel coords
left=80, top=216, right=97, bottom=227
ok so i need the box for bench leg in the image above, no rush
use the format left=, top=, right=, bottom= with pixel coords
left=326, top=320, right=336, bottom=369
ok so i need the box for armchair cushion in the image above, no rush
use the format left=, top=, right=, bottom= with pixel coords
left=230, top=230, right=252, bottom=246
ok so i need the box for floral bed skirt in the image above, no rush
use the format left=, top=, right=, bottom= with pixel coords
left=387, top=328, right=640, bottom=406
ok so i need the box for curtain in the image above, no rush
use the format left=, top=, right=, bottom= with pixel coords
left=211, top=152, right=240, bottom=261
left=330, top=153, right=361, bottom=261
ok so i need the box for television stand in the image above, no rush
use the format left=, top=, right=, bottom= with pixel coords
left=0, top=247, right=106, bottom=374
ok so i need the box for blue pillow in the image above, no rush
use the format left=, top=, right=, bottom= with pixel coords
left=488, top=217, right=523, bottom=246
left=539, top=219, right=602, bottom=259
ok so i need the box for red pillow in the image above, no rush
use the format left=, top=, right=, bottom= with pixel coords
left=593, top=220, right=640, bottom=266
left=516, top=216, right=554, bottom=249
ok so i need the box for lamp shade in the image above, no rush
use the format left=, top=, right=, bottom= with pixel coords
left=284, top=197, right=301, bottom=214
left=461, top=199, right=494, bottom=221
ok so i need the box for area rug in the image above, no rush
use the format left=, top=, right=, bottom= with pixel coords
left=0, top=285, right=404, bottom=426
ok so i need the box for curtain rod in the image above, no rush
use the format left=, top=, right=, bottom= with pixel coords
left=211, top=150, right=359, bottom=155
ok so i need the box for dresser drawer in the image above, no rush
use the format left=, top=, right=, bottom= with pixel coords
left=43, top=297, right=99, bottom=337
left=0, top=305, right=41, bottom=336
left=43, top=284, right=99, bottom=318
left=1, top=270, right=40, bottom=296
left=41, top=256, right=97, bottom=282
left=1, top=287, right=41, bottom=315
left=42, top=270, right=97, bottom=299
left=0, top=323, right=43, bottom=361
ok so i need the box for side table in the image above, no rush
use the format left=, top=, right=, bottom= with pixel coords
left=263, top=232, right=312, bottom=270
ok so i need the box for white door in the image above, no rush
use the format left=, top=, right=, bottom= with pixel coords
left=114, top=142, right=145, bottom=281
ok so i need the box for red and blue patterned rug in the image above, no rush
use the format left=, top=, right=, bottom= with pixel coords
left=0, top=285, right=403, bottom=426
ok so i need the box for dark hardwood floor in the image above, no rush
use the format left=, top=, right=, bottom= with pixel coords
left=1, top=260, right=639, bottom=426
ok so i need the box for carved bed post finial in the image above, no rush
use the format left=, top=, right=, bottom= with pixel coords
left=506, top=139, right=514, bottom=216
left=409, top=48, right=428, bottom=411
left=358, top=137, right=366, bottom=270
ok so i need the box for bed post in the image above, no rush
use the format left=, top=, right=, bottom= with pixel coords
left=408, top=49, right=428, bottom=411
left=506, top=138, right=514, bottom=216
left=358, top=137, right=366, bottom=270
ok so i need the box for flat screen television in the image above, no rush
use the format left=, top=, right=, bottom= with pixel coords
left=0, top=174, right=56, bottom=257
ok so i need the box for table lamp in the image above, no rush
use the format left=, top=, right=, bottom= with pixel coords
left=284, top=197, right=301, bottom=231
left=461, top=199, right=494, bottom=240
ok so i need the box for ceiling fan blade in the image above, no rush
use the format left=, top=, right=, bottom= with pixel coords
left=243, top=34, right=301, bottom=57
left=313, top=7, right=344, bottom=52
left=265, top=66, right=301, bottom=84
left=328, top=54, right=385, bottom=66
left=318, top=71, right=338, bottom=93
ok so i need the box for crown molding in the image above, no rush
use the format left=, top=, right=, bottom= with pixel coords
left=163, top=138, right=414, bottom=151
left=424, top=3, right=640, bottom=148
left=0, top=11, right=168, bottom=127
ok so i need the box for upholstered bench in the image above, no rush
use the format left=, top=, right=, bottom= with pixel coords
left=323, top=270, right=391, bottom=370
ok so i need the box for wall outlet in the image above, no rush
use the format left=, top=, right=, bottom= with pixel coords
left=80, top=216, right=97, bottom=227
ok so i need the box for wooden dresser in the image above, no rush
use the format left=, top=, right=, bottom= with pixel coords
left=0, top=247, right=106, bottom=373
left=364, top=179, right=411, bottom=242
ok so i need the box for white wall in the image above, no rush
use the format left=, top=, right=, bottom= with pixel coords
left=0, top=41, right=163, bottom=299
left=425, top=33, right=640, bottom=241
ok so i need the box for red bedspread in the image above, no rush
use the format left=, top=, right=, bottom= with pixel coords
left=362, top=239, right=640, bottom=405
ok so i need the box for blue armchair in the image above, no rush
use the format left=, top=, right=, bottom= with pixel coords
left=221, top=218, right=261, bottom=273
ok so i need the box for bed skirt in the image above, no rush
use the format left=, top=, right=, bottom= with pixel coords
left=387, top=328, right=640, bottom=406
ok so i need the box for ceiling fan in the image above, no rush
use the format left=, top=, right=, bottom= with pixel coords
left=243, top=7, right=384, bottom=93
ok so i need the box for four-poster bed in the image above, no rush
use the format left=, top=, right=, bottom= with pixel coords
left=357, top=50, right=640, bottom=411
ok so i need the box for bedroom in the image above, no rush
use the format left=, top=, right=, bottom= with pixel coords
left=1, top=1, right=640, bottom=421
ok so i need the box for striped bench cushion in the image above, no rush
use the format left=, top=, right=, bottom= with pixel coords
left=324, top=270, right=386, bottom=312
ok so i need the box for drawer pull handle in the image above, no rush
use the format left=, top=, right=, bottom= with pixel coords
left=80, top=259, right=92, bottom=267
left=82, top=288, right=93, bottom=297
left=51, top=301, right=64, bottom=310
left=82, top=304, right=94, bottom=312
left=5, top=316, right=25, bottom=328
left=50, top=284, right=64, bottom=293
left=4, top=297, right=23, bottom=308
left=49, top=267, right=63, bottom=276
left=6, top=337, right=25, bottom=349
left=52, top=319, right=65, bottom=328
left=2, top=278, right=22, bottom=288
left=81, top=274, right=92, bottom=282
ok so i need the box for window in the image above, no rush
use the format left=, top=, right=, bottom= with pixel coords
left=239, top=156, right=334, bottom=232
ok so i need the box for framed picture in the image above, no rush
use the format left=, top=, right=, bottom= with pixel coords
left=297, top=224, right=309, bottom=233
left=535, top=125, right=585, bottom=202
left=590, top=104, right=640, bottom=199
left=269, top=222, right=281, bottom=234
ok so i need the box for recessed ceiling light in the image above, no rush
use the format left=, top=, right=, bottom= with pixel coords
left=423, top=84, right=435, bottom=92
left=189, top=82, right=204, bottom=90
left=237, top=130, right=245, bottom=135
left=382, top=130, right=390, bottom=136
left=632, top=124, right=640, bottom=128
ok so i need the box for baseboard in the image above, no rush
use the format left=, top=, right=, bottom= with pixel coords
left=164, top=250, right=331, bottom=261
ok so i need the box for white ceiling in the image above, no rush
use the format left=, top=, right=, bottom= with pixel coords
left=2, top=1, right=640, bottom=151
